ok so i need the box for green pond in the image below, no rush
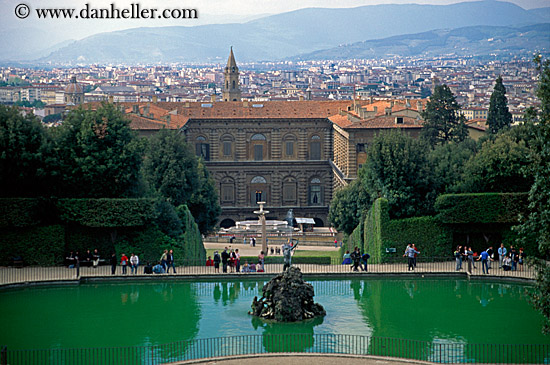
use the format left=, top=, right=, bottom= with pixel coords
left=0, top=278, right=548, bottom=362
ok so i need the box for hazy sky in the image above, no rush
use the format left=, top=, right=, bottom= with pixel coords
left=0, top=0, right=548, bottom=59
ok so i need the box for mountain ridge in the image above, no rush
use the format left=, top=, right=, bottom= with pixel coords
left=7, top=1, right=547, bottom=65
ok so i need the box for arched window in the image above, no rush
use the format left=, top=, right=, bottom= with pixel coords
left=251, top=176, right=267, bottom=204
left=232, top=80, right=236, bottom=89
left=251, top=134, right=266, bottom=140
left=310, top=135, right=321, bottom=160
left=251, top=134, right=267, bottom=161
left=309, top=177, right=322, bottom=205
left=221, top=134, right=234, bottom=158
left=195, top=136, right=209, bottom=161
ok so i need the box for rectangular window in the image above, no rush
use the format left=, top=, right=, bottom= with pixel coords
left=310, top=185, right=322, bottom=205
left=283, top=183, right=296, bottom=204
left=356, top=143, right=365, bottom=153
left=310, top=142, right=321, bottom=160
left=221, top=184, right=234, bottom=203
left=254, top=144, right=263, bottom=161
left=223, top=141, right=232, bottom=156
left=286, top=141, right=294, bottom=156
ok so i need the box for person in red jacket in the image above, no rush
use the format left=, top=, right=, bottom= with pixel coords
left=120, top=253, right=129, bottom=275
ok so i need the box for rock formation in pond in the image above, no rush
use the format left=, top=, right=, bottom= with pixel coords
left=249, top=266, right=326, bottom=322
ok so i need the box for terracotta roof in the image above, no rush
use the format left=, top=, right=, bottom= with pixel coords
left=126, top=114, right=168, bottom=130
left=345, top=115, right=423, bottom=129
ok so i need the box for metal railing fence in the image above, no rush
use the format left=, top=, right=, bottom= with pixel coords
left=0, top=257, right=536, bottom=286
left=2, top=334, right=549, bottom=364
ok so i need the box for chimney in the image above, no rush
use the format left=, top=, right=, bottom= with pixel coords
left=132, top=104, right=139, bottom=114
left=373, top=106, right=378, bottom=114
left=210, top=94, right=216, bottom=103
left=299, top=95, right=304, bottom=101
left=152, top=95, right=158, bottom=103
left=144, top=103, right=150, bottom=117
left=108, top=95, right=114, bottom=104
left=385, top=107, right=392, bottom=115
left=390, top=101, right=394, bottom=107
left=185, top=102, right=190, bottom=108
left=406, top=99, right=411, bottom=108
left=417, top=101, right=423, bottom=112
left=369, top=96, right=373, bottom=104
left=243, top=101, right=249, bottom=107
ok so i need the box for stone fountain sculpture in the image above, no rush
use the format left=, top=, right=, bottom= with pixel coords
left=249, top=266, right=325, bottom=322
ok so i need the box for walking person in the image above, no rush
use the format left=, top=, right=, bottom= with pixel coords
left=361, top=252, right=370, bottom=272
left=110, top=252, right=117, bottom=275
left=160, top=249, right=168, bottom=272
left=351, top=247, right=362, bottom=271
left=130, top=253, right=139, bottom=274
left=477, top=249, right=492, bottom=274
left=120, top=253, right=128, bottom=275
left=166, top=249, right=176, bottom=273
left=404, top=244, right=420, bottom=271
left=498, top=244, right=507, bottom=269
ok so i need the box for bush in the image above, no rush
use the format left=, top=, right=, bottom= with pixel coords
left=178, top=205, right=206, bottom=265
left=115, top=226, right=181, bottom=265
left=385, top=216, right=452, bottom=257
left=0, top=225, right=65, bottom=265
left=57, top=198, right=158, bottom=227
left=0, top=198, right=50, bottom=228
left=435, top=193, right=528, bottom=224
left=363, top=198, right=390, bottom=264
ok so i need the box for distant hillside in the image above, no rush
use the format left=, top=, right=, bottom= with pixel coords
left=293, top=23, right=550, bottom=60
left=33, top=1, right=547, bottom=64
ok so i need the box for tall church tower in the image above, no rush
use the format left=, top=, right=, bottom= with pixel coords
left=222, top=47, right=241, bottom=102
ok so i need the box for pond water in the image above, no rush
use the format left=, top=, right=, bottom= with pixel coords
left=1, top=278, right=547, bottom=358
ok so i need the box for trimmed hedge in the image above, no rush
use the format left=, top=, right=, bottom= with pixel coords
left=385, top=216, right=452, bottom=257
left=435, top=193, right=528, bottom=224
left=179, top=205, right=206, bottom=265
left=363, top=198, right=390, bottom=264
left=57, top=198, right=158, bottom=227
left=0, top=225, right=65, bottom=265
left=0, top=198, right=48, bottom=228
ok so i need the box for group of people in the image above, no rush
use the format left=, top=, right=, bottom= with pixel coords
left=65, top=249, right=101, bottom=268
left=342, top=247, right=370, bottom=271
left=403, top=244, right=420, bottom=271
left=454, top=243, right=526, bottom=274
left=109, top=249, right=176, bottom=275
left=207, top=247, right=252, bottom=273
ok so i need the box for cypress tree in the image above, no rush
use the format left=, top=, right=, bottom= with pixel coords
left=487, top=75, right=513, bottom=134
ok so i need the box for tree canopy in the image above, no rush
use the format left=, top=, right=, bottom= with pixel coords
left=328, top=179, right=371, bottom=235
left=421, top=84, right=468, bottom=146
left=487, top=75, right=513, bottom=134
left=52, top=103, right=145, bottom=198
left=360, top=130, right=434, bottom=219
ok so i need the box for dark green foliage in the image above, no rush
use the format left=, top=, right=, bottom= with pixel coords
left=328, top=179, right=371, bottom=235
left=487, top=75, right=513, bottom=134
left=144, top=129, right=220, bottom=234
left=421, top=84, right=468, bottom=146
left=360, top=130, right=434, bottom=219
left=0, top=105, right=52, bottom=197
left=64, top=225, right=117, bottom=257
left=514, top=57, right=550, bottom=333
left=144, top=128, right=198, bottom=206
left=428, top=139, right=477, bottom=194
left=57, top=198, right=158, bottom=227
left=435, top=193, right=528, bottom=224
left=187, top=160, right=221, bottom=234
left=385, top=216, right=452, bottom=257
left=178, top=205, right=206, bottom=265
left=115, top=226, right=181, bottom=265
left=459, top=134, right=533, bottom=193
left=42, top=113, right=62, bottom=124
left=0, top=198, right=49, bottom=227
left=363, top=198, right=390, bottom=264
left=52, top=103, right=145, bottom=198
left=153, top=200, right=183, bottom=238
left=0, top=225, right=65, bottom=266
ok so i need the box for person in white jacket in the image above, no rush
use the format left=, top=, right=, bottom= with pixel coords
left=130, top=253, right=139, bottom=274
